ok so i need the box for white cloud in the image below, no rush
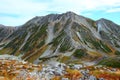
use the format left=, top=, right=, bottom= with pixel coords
left=0, top=0, right=48, bottom=15
left=47, top=0, right=120, bottom=13
left=1, top=0, right=120, bottom=15
left=0, top=0, right=120, bottom=26
left=106, top=8, right=120, bottom=13
left=0, top=16, right=33, bottom=26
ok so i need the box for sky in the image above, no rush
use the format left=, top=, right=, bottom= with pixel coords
left=0, top=0, right=120, bottom=26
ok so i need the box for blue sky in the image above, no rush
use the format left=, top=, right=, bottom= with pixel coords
left=0, top=0, right=120, bottom=26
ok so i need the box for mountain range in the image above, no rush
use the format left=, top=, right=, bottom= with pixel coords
left=0, top=12, right=120, bottom=67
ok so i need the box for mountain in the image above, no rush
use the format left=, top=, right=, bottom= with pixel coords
left=0, top=12, right=120, bottom=66
left=0, top=24, right=16, bottom=42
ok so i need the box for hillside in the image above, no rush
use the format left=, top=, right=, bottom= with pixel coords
left=0, top=55, right=120, bottom=80
left=0, top=12, right=120, bottom=66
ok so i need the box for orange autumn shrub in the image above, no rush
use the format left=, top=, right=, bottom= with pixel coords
left=91, top=70, right=120, bottom=80
left=0, top=76, right=9, bottom=80
left=51, top=76, right=61, bottom=80
left=97, top=73, right=120, bottom=80
left=64, top=69, right=82, bottom=79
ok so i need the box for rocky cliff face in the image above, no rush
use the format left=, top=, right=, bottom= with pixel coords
left=0, top=12, right=120, bottom=65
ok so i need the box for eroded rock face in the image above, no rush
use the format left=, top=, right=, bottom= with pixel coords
left=0, top=12, right=120, bottom=65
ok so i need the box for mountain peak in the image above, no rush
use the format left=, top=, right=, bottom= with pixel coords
left=97, top=18, right=119, bottom=26
left=98, top=18, right=110, bottom=21
left=25, top=11, right=78, bottom=25
left=65, top=11, right=76, bottom=15
left=63, top=11, right=78, bottom=17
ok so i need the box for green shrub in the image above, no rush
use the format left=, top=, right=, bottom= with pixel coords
left=115, top=51, right=120, bottom=55
left=97, top=57, right=120, bottom=68
left=73, top=49, right=86, bottom=58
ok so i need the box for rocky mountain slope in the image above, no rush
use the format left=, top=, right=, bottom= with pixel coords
left=0, top=24, right=16, bottom=42
left=0, top=55, right=120, bottom=80
left=0, top=12, right=120, bottom=66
